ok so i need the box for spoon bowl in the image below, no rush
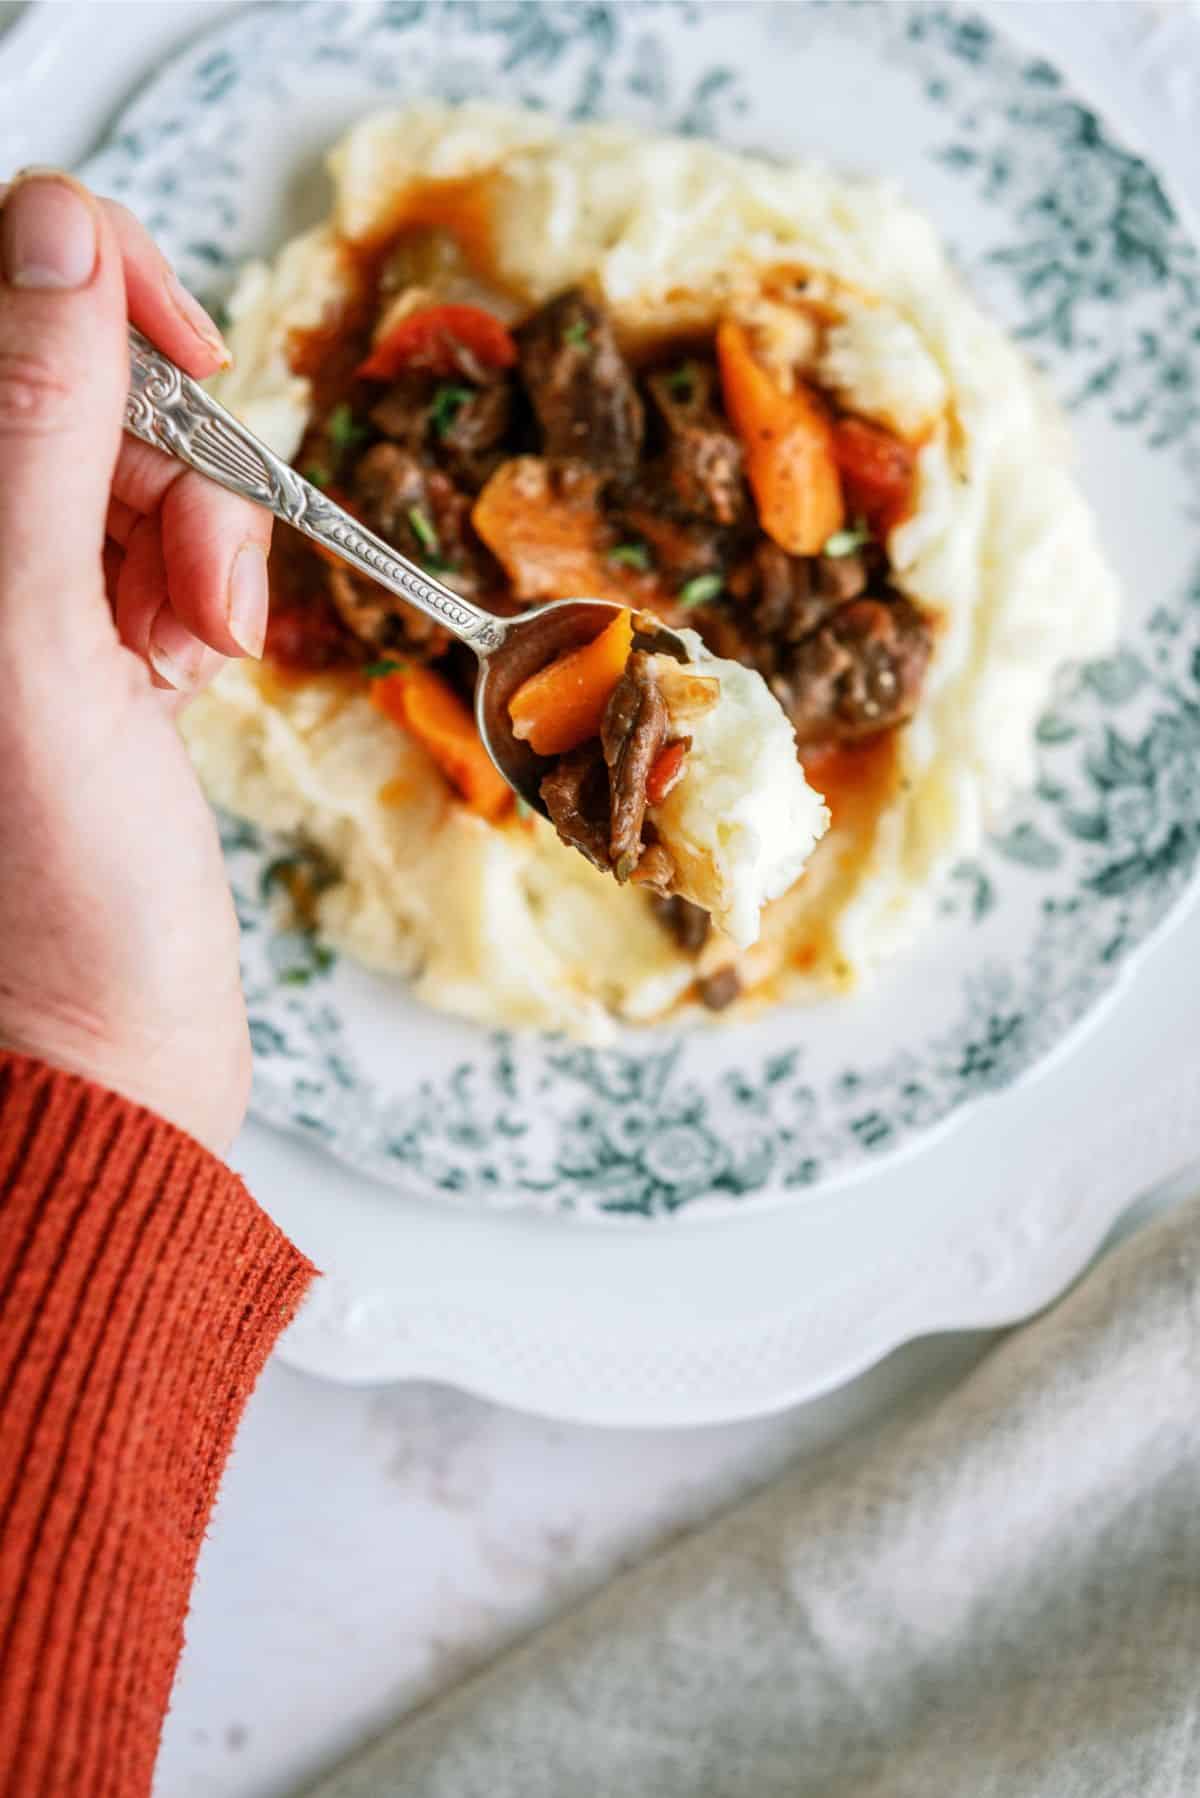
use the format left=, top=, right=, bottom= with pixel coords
left=475, top=600, right=689, bottom=817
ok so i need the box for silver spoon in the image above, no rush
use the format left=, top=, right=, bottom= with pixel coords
left=124, top=327, right=688, bottom=817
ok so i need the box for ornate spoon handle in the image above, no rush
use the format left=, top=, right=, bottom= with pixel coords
left=123, top=326, right=507, bottom=654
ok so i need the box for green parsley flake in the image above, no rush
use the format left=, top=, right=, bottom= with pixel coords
left=665, top=362, right=699, bottom=400
left=408, top=506, right=440, bottom=555
left=822, top=518, right=872, bottom=557
left=259, top=854, right=302, bottom=902
left=303, top=463, right=330, bottom=489
left=607, top=542, right=652, bottom=572
left=677, top=572, right=723, bottom=609
left=328, top=402, right=367, bottom=454
left=363, top=659, right=405, bottom=679
left=562, top=319, right=590, bottom=350
left=431, top=383, right=473, bottom=439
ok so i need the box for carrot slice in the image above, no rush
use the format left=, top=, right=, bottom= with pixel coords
left=372, top=665, right=513, bottom=821
left=357, top=303, right=517, bottom=381
left=716, top=318, right=844, bottom=555
left=508, top=609, right=634, bottom=757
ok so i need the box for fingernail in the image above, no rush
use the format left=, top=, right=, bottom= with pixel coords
left=164, top=264, right=230, bottom=363
left=148, top=607, right=208, bottom=691
left=2, top=172, right=98, bottom=289
left=227, top=541, right=269, bottom=657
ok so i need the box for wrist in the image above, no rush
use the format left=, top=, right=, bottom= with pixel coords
left=0, top=1008, right=250, bottom=1157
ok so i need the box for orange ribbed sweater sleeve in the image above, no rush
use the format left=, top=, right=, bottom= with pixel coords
left=0, top=1052, right=317, bottom=1798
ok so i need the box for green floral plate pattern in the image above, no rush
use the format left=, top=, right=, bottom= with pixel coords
left=83, top=1, right=1200, bottom=1218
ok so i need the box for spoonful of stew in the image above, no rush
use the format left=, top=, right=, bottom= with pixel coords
left=124, top=324, right=827, bottom=947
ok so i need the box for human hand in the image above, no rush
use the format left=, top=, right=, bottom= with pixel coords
left=0, top=171, right=272, bottom=1153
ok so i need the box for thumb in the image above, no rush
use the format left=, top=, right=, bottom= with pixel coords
left=0, top=172, right=126, bottom=661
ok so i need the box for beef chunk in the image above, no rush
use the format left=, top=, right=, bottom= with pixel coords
left=325, top=444, right=499, bottom=654
left=729, top=542, right=842, bottom=649
left=707, top=544, right=843, bottom=680
left=518, top=289, right=643, bottom=476
left=540, top=664, right=676, bottom=886
left=608, top=483, right=728, bottom=587
left=368, top=375, right=434, bottom=446
left=646, top=363, right=748, bottom=527
left=783, top=595, right=932, bottom=744
left=540, top=744, right=612, bottom=871
left=420, top=468, right=496, bottom=600
left=369, top=374, right=514, bottom=492
left=698, top=965, right=741, bottom=1011
left=437, top=379, right=511, bottom=455
left=711, top=543, right=929, bottom=744
left=650, top=893, right=711, bottom=953
left=436, top=379, right=514, bottom=492
left=324, top=446, right=446, bottom=654
left=813, top=549, right=871, bottom=604
left=325, top=562, right=449, bottom=659
left=601, top=650, right=669, bottom=880
left=353, top=443, right=495, bottom=600
left=601, top=361, right=746, bottom=587
left=352, top=441, right=430, bottom=542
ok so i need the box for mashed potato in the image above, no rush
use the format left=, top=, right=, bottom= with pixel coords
left=651, top=632, right=829, bottom=949
left=182, top=103, right=1119, bottom=1040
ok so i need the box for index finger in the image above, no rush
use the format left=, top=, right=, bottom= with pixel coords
left=101, top=197, right=229, bottom=379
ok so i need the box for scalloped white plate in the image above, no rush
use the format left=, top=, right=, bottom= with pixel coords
left=81, top=0, right=1200, bottom=1225
left=66, top=0, right=1200, bottom=1423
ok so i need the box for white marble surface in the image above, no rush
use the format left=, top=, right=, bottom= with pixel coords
left=0, top=6, right=1189, bottom=1795
left=168, top=1334, right=1000, bottom=1796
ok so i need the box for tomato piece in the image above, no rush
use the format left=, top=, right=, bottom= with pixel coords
left=646, top=739, right=689, bottom=806
left=357, top=304, right=518, bottom=381
left=832, top=417, right=916, bottom=534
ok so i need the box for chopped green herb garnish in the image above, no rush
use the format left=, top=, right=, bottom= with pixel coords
left=408, top=506, right=440, bottom=555
left=363, top=659, right=406, bottom=679
left=665, top=362, right=699, bottom=400
left=280, top=967, right=312, bottom=987
left=303, top=463, right=330, bottom=488
left=259, top=850, right=337, bottom=910
left=562, top=318, right=590, bottom=349
left=312, top=944, right=336, bottom=974
left=607, top=542, right=652, bottom=572
left=431, top=383, right=473, bottom=439
left=677, top=572, right=724, bottom=609
left=822, top=517, right=872, bottom=557
left=423, top=555, right=460, bottom=576
left=328, top=402, right=368, bottom=454
left=515, top=797, right=533, bottom=820
left=260, top=854, right=303, bottom=902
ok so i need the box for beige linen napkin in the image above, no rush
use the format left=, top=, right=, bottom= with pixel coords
left=305, top=1195, right=1200, bottom=1797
